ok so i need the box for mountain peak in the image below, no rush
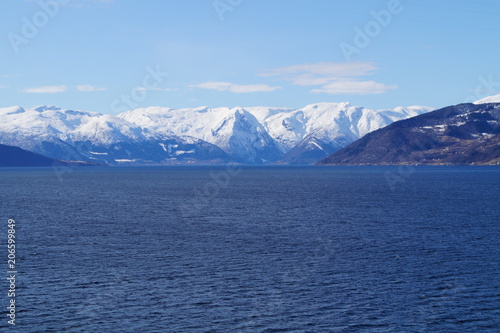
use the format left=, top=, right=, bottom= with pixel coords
left=33, top=105, right=63, bottom=112
left=0, top=106, right=25, bottom=115
left=474, top=94, right=500, bottom=105
left=303, top=102, right=351, bottom=110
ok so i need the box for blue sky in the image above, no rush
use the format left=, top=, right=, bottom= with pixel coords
left=1, top=0, right=499, bottom=114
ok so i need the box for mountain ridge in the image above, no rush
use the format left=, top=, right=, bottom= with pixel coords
left=0, top=102, right=433, bottom=165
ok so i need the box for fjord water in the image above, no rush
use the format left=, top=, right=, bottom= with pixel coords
left=0, top=166, right=499, bottom=332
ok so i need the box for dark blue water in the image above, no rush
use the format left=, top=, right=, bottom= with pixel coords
left=0, top=166, right=499, bottom=332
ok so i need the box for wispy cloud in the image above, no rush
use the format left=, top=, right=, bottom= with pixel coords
left=134, top=87, right=178, bottom=92
left=311, top=81, right=397, bottom=95
left=261, top=62, right=377, bottom=80
left=76, top=85, right=107, bottom=92
left=0, top=85, right=9, bottom=89
left=0, top=74, right=21, bottom=78
left=190, top=81, right=281, bottom=93
left=261, top=61, right=397, bottom=95
left=22, top=85, right=68, bottom=93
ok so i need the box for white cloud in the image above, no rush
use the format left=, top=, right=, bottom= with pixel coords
left=22, top=85, right=68, bottom=93
left=134, top=87, right=178, bottom=92
left=311, top=81, right=398, bottom=95
left=0, top=85, right=9, bottom=89
left=76, top=85, right=107, bottom=92
left=261, top=62, right=377, bottom=79
left=0, top=74, right=20, bottom=78
left=261, top=61, right=397, bottom=95
left=190, top=81, right=281, bottom=93
left=286, top=74, right=333, bottom=87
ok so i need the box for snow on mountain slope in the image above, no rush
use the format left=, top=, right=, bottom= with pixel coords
left=474, top=94, right=500, bottom=104
left=260, top=103, right=434, bottom=151
left=72, top=114, right=146, bottom=145
left=118, top=106, right=283, bottom=163
left=118, top=106, right=228, bottom=140
left=119, top=103, right=433, bottom=159
left=119, top=103, right=434, bottom=162
left=0, top=106, right=228, bottom=164
left=279, top=134, right=337, bottom=164
left=208, top=108, right=282, bottom=163
left=0, top=105, right=145, bottom=147
left=0, top=102, right=434, bottom=164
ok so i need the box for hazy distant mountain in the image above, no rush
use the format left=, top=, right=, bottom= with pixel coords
left=0, top=103, right=433, bottom=165
left=318, top=102, right=500, bottom=165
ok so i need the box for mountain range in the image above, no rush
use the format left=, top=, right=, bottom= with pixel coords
left=0, top=103, right=433, bottom=165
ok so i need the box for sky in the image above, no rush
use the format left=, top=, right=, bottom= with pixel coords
left=1, top=0, right=500, bottom=114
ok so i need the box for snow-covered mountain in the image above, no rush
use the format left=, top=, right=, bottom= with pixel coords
left=474, top=94, right=500, bottom=104
left=0, top=106, right=229, bottom=165
left=120, top=103, right=433, bottom=163
left=0, top=103, right=434, bottom=165
left=118, top=106, right=283, bottom=163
